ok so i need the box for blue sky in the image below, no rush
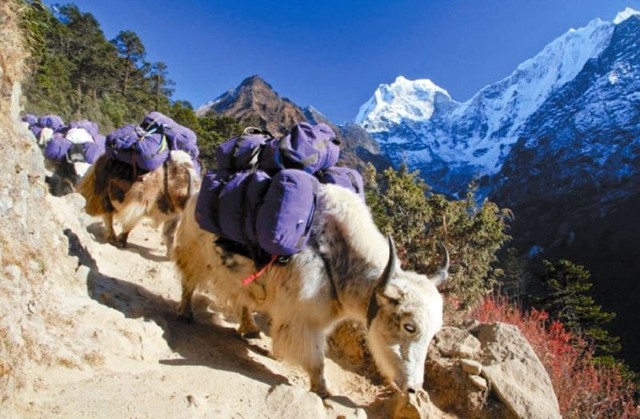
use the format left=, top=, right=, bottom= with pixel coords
left=47, top=1, right=638, bottom=123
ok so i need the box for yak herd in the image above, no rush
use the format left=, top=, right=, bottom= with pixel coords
left=22, top=112, right=449, bottom=403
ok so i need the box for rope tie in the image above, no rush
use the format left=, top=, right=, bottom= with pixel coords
left=241, top=255, right=278, bottom=285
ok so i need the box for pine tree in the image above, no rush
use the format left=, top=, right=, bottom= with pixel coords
left=364, top=164, right=510, bottom=317
left=111, top=30, right=145, bottom=97
left=536, top=259, right=621, bottom=360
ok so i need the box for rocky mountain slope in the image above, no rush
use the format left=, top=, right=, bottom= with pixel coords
left=489, top=13, right=640, bottom=369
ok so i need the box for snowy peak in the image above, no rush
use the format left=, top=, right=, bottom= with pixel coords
left=613, top=7, right=640, bottom=24
left=355, top=76, right=454, bottom=132
left=356, top=10, right=631, bottom=196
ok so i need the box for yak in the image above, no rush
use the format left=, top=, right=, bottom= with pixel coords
left=172, top=182, right=448, bottom=398
left=77, top=150, right=199, bottom=250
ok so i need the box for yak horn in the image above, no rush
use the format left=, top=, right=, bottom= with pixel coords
left=376, top=235, right=397, bottom=292
left=367, top=236, right=399, bottom=327
left=428, top=242, right=450, bottom=286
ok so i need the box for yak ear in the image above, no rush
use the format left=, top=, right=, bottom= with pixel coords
left=376, top=284, right=403, bottom=305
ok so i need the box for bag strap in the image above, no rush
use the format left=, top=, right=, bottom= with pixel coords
left=243, top=126, right=274, bottom=138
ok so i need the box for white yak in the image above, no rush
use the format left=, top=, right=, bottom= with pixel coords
left=172, top=183, right=448, bottom=397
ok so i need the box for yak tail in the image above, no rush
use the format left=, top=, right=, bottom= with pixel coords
left=117, top=198, right=148, bottom=232
left=76, top=157, right=105, bottom=216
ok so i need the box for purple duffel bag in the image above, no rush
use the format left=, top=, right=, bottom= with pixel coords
left=316, top=166, right=365, bottom=200
left=83, top=139, right=106, bottom=164
left=165, top=124, right=199, bottom=159
left=133, top=132, right=168, bottom=171
left=69, top=120, right=100, bottom=139
left=194, top=170, right=228, bottom=235
left=38, top=114, right=64, bottom=131
left=218, top=170, right=272, bottom=244
left=105, top=124, right=168, bottom=171
left=260, top=122, right=340, bottom=174
left=105, top=124, right=138, bottom=162
left=217, top=127, right=272, bottom=171
left=256, top=169, right=318, bottom=256
left=140, top=111, right=178, bottom=133
left=44, top=133, right=72, bottom=161
left=22, top=114, right=37, bottom=126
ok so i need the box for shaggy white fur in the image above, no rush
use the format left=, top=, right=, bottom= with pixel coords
left=172, top=183, right=446, bottom=397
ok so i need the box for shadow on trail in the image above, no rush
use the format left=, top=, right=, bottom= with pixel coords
left=64, top=227, right=390, bottom=417
left=85, top=222, right=169, bottom=262
left=63, top=227, right=290, bottom=389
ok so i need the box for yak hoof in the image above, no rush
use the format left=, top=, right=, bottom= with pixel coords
left=108, top=238, right=126, bottom=248
left=312, top=386, right=333, bottom=400
left=240, top=329, right=261, bottom=340
left=107, top=236, right=125, bottom=248
left=115, top=233, right=128, bottom=247
left=177, top=310, right=194, bottom=323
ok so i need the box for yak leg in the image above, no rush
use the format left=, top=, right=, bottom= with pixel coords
left=102, top=212, right=122, bottom=247
left=177, top=280, right=195, bottom=322
left=238, top=306, right=261, bottom=338
left=271, top=317, right=331, bottom=398
left=162, top=216, right=180, bottom=258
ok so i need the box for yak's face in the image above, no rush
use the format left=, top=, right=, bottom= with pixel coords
left=365, top=237, right=448, bottom=394
left=367, top=274, right=443, bottom=393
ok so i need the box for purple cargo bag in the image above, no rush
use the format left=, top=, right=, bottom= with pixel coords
left=44, top=133, right=72, bottom=161
left=140, top=111, right=177, bottom=133
left=105, top=124, right=138, bottom=162
left=260, top=122, right=340, bottom=174
left=133, top=132, right=168, bottom=171
left=316, top=166, right=365, bottom=200
left=256, top=169, right=318, bottom=256
left=69, top=120, right=100, bottom=139
left=194, top=171, right=228, bottom=235
left=38, top=114, right=64, bottom=131
left=218, top=170, right=272, bottom=244
left=83, top=136, right=106, bottom=164
left=217, top=128, right=272, bottom=171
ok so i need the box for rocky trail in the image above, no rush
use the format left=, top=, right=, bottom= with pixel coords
left=13, top=189, right=393, bottom=418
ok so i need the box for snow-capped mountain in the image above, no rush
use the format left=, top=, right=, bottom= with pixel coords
left=356, top=11, right=635, bottom=197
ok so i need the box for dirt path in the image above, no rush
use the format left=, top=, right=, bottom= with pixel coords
left=14, top=192, right=391, bottom=418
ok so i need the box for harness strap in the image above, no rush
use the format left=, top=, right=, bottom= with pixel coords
left=310, top=237, right=341, bottom=308
left=242, top=254, right=278, bottom=285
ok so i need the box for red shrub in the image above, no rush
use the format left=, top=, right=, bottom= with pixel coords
left=470, top=294, right=638, bottom=418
